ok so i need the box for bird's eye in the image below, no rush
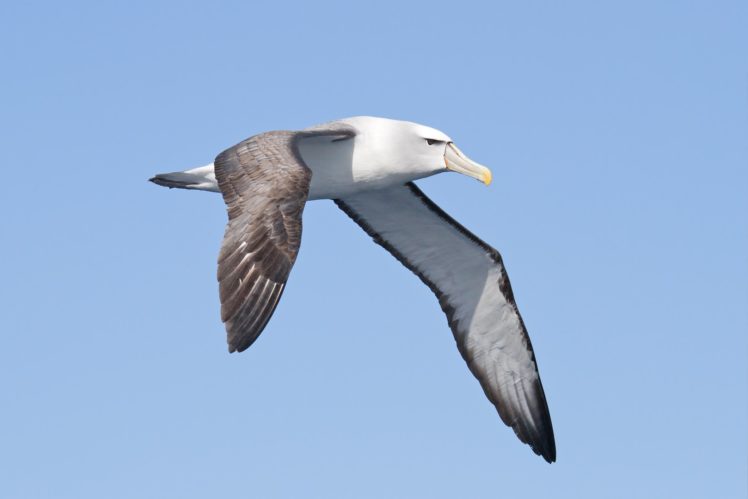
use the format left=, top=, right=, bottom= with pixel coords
left=425, top=138, right=443, bottom=146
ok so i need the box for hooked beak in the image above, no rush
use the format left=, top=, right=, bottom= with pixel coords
left=444, top=143, right=492, bottom=185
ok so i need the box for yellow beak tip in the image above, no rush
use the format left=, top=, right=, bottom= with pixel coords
left=483, top=170, right=493, bottom=186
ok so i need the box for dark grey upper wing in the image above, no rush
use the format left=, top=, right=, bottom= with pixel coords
left=213, top=127, right=353, bottom=353
left=335, top=183, right=556, bottom=462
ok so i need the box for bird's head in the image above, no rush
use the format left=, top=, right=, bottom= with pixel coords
left=339, top=116, right=492, bottom=186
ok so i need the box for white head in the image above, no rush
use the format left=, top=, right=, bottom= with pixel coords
left=339, top=116, right=492, bottom=187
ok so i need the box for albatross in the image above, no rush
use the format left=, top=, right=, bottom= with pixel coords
left=150, top=116, right=556, bottom=463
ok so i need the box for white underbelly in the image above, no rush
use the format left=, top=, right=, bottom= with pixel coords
left=299, top=135, right=424, bottom=200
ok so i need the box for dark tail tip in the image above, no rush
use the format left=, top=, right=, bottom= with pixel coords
left=149, top=173, right=196, bottom=190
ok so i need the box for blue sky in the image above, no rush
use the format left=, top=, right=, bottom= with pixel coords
left=1, top=1, right=746, bottom=498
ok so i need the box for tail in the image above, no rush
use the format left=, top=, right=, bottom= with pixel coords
left=149, top=163, right=220, bottom=192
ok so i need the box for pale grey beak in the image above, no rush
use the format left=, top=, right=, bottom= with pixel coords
left=444, top=142, right=492, bottom=185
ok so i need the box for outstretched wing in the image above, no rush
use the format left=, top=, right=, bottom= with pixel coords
left=214, top=127, right=353, bottom=353
left=335, top=183, right=556, bottom=462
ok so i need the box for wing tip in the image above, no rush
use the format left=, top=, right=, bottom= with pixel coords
left=507, top=423, right=556, bottom=463
left=510, top=425, right=556, bottom=463
left=519, top=416, right=556, bottom=463
left=227, top=337, right=251, bottom=353
left=521, top=405, right=557, bottom=464
left=537, top=438, right=557, bottom=464
left=500, top=384, right=556, bottom=463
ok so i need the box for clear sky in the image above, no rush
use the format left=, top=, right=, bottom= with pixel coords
left=1, top=1, right=746, bottom=498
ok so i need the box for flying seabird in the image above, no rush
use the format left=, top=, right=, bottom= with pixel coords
left=150, top=116, right=556, bottom=463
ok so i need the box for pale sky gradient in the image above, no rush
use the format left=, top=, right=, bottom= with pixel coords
left=1, top=1, right=746, bottom=498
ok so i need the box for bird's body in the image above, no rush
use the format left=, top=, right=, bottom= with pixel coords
left=151, top=116, right=556, bottom=462
left=154, top=117, right=454, bottom=198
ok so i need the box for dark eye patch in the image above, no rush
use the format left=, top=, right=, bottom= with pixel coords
left=425, top=138, right=444, bottom=146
